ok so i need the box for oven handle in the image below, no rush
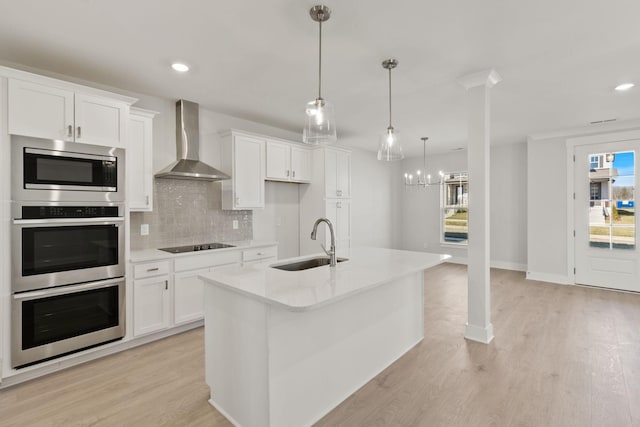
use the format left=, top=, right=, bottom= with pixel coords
left=13, top=217, right=124, bottom=225
left=13, top=277, right=124, bottom=300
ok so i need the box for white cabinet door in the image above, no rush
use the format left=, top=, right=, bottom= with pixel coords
left=325, top=200, right=351, bottom=250
left=233, top=134, right=265, bottom=209
left=324, top=149, right=350, bottom=198
left=336, top=151, right=351, bottom=198
left=128, top=109, right=155, bottom=211
left=325, top=149, right=338, bottom=198
left=75, top=93, right=128, bottom=148
left=266, top=140, right=291, bottom=180
left=291, top=146, right=312, bottom=182
left=8, top=79, right=74, bottom=141
left=134, top=276, right=171, bottom=336
left=174, top=268, right=208, bottom=325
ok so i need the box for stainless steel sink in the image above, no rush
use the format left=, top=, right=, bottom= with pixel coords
left=271, top=257, right=348, bottom=271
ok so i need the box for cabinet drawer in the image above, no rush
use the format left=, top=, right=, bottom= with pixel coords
left=242, top=246, right=278, bottom=262
left=134, top=261, right=170, bottom=279
left=174, top=251, right=241, bottom=272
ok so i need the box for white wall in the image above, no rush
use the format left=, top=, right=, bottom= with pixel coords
left=526, top=136, right=568, bottom=282
left=350, top=148, right=395, bottom=248
left=252, top=182, right=300, bottom=259
left=396, top=143, right=528, bottom=270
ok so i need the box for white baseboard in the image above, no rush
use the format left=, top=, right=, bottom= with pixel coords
left=443, top=258, right=526, bottom=272
left=491, top=260, right=527, bottom=272
left=464, top=323, right=494, bottom=344
left=525, top=271, right=572, bottom=285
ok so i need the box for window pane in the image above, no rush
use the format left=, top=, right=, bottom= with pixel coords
left=612, top=226, right=635, bottom=250
left=588, top=151, right=635, bottom=249
left=442, top=171, right=468, bottom=244
left=444, top=207, right=468, bottom=243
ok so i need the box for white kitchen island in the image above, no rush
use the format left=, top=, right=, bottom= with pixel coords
left=199, top=247, right=450, bottom=427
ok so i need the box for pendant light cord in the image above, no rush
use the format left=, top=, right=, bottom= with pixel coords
left=318, top=19, right=323, bottom=99
left=388, top=67, right=392, bottom=128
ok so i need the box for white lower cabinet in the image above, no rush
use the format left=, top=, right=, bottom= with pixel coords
left=173, top=268, right=208, bottom=325
left=131, top=245, right=277, bottom=337
left=133, top=275, right=171, bottom=336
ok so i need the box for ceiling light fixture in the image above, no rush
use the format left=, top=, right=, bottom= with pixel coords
left=404, top=137, right=442, bottom=187
left=171, top=63, right=190, bottom=73
left=303, top=5, right=336, bottom=145
left=615, top=83, right=634, bottom=91
left=377, top=59, right=403, bottom=161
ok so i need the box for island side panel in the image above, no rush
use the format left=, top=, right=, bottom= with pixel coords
left=204, top=284, right=270, bottom=427
left=267, top=271, right=425, bottom=427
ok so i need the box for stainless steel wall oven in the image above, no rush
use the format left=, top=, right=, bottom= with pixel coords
left=11, top=137, right=126, bottom=368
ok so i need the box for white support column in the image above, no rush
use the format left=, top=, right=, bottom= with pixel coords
left=457, top=69, right=501, bottom=344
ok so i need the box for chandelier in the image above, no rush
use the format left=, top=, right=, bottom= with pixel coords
left=404, top=137, right=443, bottom=188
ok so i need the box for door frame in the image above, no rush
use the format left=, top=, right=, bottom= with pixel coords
left=566, top=129, right=640, bottom=284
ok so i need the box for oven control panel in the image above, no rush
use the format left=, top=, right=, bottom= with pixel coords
left=21, top=206, right=121, bottom=219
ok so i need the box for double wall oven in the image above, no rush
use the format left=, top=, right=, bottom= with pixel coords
left=11, top=137, right=126, bottom=368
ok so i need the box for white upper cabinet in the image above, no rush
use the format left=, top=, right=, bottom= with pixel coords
left=221, top=131, right=265, bottom=210
left=266, top=140, right=311, bottom=183
left=128, top=108, right=157, bottom=211
left=6, top=72, right=135, bottom=148
left=74, top=93, right=128, bottom=147
left=8, top=79, right=74, bottom=141
left=291, top=145, right=312, bottom=182
left=266, top=140, right=290, bottom=181
left=325, top=148, right=351, bottom=198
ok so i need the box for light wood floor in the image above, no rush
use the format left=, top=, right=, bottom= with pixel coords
left=1, top=263, right=639, bottom=427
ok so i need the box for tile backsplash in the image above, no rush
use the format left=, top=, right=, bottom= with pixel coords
left=130, top=179, right=252, bottom=250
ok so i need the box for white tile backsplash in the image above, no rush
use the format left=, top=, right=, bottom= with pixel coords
left=130, top=179, right=252, bottom=250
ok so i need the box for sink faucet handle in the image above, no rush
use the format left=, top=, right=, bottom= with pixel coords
left=321, top=243, right=332, bottom=256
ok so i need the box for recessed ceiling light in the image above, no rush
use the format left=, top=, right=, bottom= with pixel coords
left=171, top=62, right=189, bottom=72
left=614, top=83, right=634, bottom=91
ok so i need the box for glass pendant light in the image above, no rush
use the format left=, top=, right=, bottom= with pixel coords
left=377, top=59, right=404, bottom=161
left=303, top=5, right=336, bottom=145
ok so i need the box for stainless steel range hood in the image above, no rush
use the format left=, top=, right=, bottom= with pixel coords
left=155, top=100, right=230, bottom=181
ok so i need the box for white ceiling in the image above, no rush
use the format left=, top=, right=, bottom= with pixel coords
left=1, top=0, right=639, bottom=157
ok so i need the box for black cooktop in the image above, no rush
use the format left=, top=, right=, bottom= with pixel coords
left=159, top=242, right=236, bottom=254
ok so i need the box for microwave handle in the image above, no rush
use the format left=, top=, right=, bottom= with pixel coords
left=13, top=217, right=124, bottom=226
left=13, top=277, right=124, bottom=301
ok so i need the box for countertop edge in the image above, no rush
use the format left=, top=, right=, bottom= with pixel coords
left=199, top=252, right=451, bottom=312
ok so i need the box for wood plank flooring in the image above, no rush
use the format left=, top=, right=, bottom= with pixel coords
left=1, top=263, right=639, bottom=427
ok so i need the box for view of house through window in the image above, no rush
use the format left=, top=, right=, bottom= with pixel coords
left=442, top=171, right=468, bottom=244
left=588, top=151, right=635, bottom=249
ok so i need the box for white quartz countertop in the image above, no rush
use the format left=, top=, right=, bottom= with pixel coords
left=129, top=240, right=279, bottom=263
left=199, top=247, right=450, bottom=311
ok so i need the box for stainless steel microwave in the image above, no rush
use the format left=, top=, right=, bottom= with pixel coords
left=12, top=136, right=124, bottom=202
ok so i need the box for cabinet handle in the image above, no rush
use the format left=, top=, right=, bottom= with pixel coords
left=337, top=189, right=342, bottom=196
left=77, top=126, right=82, bottom=139
left=286, top=170, right=290, bottom=177
left=67, top=125, right=73, bottom=138
left=147, top=267, right=159, bottom=272
left=165, top=280, right=168, bottom=290
left=257, top=252, right=265, bottom=256
left=337, top=202, right=342, bottom=208
left=145, top=195, right=149, bottom=206
left=292, top=170, right=296, bottom=178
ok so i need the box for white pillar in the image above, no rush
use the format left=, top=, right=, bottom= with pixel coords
left=457, top=69, right=501, bottom=344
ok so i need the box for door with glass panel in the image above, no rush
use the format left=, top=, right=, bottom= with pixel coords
left=574, top=141, right=639, bottom=291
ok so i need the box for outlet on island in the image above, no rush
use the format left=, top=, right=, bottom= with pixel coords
left=141, top=224, right=149, bottom=236
left=232, top=220, right=239, bottom=230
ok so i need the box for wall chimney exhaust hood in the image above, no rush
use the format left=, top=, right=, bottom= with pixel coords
left=155, top=100, right=230, bottom=181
